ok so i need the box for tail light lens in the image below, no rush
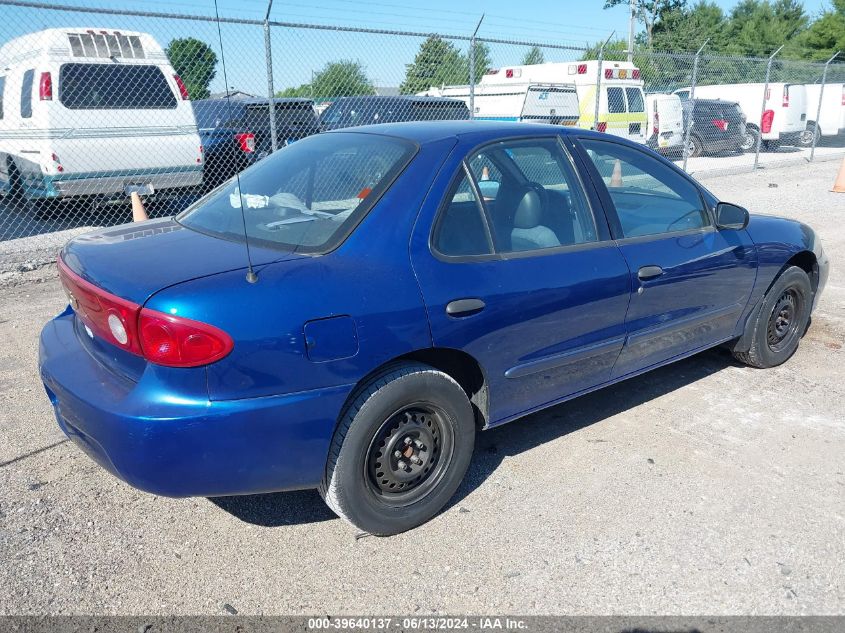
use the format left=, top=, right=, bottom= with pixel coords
left=761, top=109, right=774, bottom=134
left=234, top=132, right=255, bottom=153
left=597, top=122, right=607, bottom=133
left=173, top=74, right=189, bottom=100
left=712, top=118, right=728, bottom=132
left=139, top=310, right=233, bottom=367
left=39, top=72, right=52, bottom=100
left=782, top=86, right=789, bottom=108
left=653, top=105, right=660, bottom=135
left=58, top=257, right=233, bottom=367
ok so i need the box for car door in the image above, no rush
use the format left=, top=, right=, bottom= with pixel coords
left=410, top=136, right=632, bottom=425
left=574, top=136, right=757, bottom=378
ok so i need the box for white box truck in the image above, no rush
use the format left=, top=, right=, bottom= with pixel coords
left=0, top=28, right=203, bottom=208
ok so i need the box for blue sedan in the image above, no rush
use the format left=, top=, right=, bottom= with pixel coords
left=39, top=121, right=828, bottom=535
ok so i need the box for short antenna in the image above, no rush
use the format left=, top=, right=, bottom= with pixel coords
left=213, top=0, right=258, bottom=283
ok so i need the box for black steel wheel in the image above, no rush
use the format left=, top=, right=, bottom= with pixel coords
left=365, top=405, right=453, bottom=506
left=320, top=362, right=475, bottom=535
left=733, top=266, right=812, bottom=368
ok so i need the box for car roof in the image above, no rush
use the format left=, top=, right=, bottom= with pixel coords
left=323, top=120, right=605, bottom=145
left=329, top=95, right=465, bottom=105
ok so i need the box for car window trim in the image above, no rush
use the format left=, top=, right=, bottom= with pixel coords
left=429, top=135, right=611, bottom=264
left=570, top=134, right=715, bottom=241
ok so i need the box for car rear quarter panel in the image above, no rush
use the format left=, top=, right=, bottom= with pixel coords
left=143, top=136, right=458, bottom=401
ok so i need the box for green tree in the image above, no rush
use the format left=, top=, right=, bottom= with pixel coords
left=603, top=0, right=687, bottom=47
left=401, top=36, right=467, bottom=93
left=468, top=41, right=492, bottom=81
left=307, top=60, right=374, bottom=98
left=651, top=1, right=728, bottom=52
left=723, top=0, right=808, bottom=57
left=521, top=46, right=545, bottom=65
left=165, top=37, right=217, bottom=100
left=276, top=84, right=312, bottom=98
left=791, top=0, right=845, bottom=61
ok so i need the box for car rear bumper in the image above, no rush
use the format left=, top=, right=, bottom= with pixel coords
left=39, top=167, right=203, bottom=199
left=39, top=310, right=350, bottom=497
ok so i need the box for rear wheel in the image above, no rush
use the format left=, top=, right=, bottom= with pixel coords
left=320, top=362, right=475, bottom=536
left=740, top=126, right=760, bottom=152
left=733, top=266, right=812, bottom=368
left=6, top=161, right=27, bottom=209
left=686, top=134, right=704, bottom=157
left=797, top=123, right=820, bottom=148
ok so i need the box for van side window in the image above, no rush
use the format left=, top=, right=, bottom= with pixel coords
left=607, top=87, right=625, bottom=114
left=626, top=88, right=644, bottom=113
left=20, top=69, right=34, bottom=119
left=0, top=76, right=5, bottom=119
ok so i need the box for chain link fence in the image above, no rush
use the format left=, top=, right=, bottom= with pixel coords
left=0, top=0, right=843, bottom=271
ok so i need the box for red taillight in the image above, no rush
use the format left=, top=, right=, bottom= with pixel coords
left=841, top=86, right=845, bottom=106
left=173, top=74, right=189, bottom=100
left=597, top=122, right=607, bottom=133
left=653, top=106, right=660, bottom=135
left=761, top=109, right=774, bottom=133
left=234, top=132, right=255, bottom=153
left=632, top=69, right=640, bottom=79
left=712, top=118, right=728, bottom=131
left=577, top=63, right=587, bottom=74
left=139, top=309, right=233, bottom=368
left=39, top=71, right=52, bottom=100
left=604, top=68, right=613, bottom=79
left=58, top=257, right=232, bottom=367
left=782, top=86, right=789, bottom=108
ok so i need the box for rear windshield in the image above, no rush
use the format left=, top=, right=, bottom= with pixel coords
left=59, top=63, right=177, bottom=109
left=178, top=132, right=417, bottom=253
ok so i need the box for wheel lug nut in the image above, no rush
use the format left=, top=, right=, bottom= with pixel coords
left=413, top=439, right=424, bottom=449
left=410, top=455, right=422, bottom=465
left=397, top=460, right=406, bottom=469
left=394, top=450, right=402, bottom=458
left=404, top=437, right=412, bottom=445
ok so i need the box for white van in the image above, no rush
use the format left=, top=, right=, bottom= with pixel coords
left=421, top=82, right=579, bottom=126
left=475, top=60, right=647, bottom=143
left=674, top=83, right=807, bottom=150
left=645, top=93, right=684, bottom=152
left=799, top=83, right=845, bottom=146
left=0, top=28, right=203, bottom=206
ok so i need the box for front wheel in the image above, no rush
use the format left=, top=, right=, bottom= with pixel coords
left=320, top=362, right=475, bottom=535
left=797, top=124, right=820, bottom=148
left=740, top=127, right=760, bottom=152
left=733, top=266, right=812, bottom=369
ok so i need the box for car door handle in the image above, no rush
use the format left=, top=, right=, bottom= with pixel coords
left=446, top=298, right=486, bottom=317
left=637, top=265, right=664, bottom=281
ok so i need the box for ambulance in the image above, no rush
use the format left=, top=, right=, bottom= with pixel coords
left=478, top=60, right=647, bottom=143
left=421, top=82, right=579, bottom=126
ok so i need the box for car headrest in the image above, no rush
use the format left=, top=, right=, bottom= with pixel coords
left=513, top=190, right=543, bottom=229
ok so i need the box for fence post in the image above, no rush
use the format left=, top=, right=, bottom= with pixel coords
left=810, top=51, right=840, bottom=161
left=469, top=14, right=484, bottom=120
left=682, top=39, right=708, bottom=173
left=754, top=44, right=784, bottom=170
left=593, top=31, right=615, bottom=131
left=264, top=0, right=278, bottom=153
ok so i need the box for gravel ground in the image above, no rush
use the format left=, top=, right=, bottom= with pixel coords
left=0, top=160, right=843, bottom=615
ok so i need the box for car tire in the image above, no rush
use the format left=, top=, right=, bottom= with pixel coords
left=319, top=361, right=475, bottom=536
left=7, top=161, right=27, bottom=209
left=686, top=134, right=703, bottom=158
left=797, top=123, right=820, bottom=148
left=740, top=126, right=759, bottom=152
left=733, top=266, right=812, bottom=369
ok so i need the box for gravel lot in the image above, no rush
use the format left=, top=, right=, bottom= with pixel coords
left=0, top=159, right=843, bottom=616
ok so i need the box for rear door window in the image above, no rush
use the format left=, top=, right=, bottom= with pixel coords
left=607, top=87, right=625, bottom=113
left=625, top=88, right=644, bottom=113
left=20, top=69, right=33, bottom=118
left=59, top=63, right=177, bottom=109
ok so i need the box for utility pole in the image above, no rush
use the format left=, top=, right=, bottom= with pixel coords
left=627, top=0, right=636, bottom=63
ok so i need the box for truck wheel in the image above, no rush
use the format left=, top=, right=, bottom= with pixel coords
left=320, top=362, right=475, bottom=536
left=740, top=127, right=759, bottom=152
left=685, top=135, right=703, bottom=158
left=733, top=266, right=812, bottom=369
left=797, top=123, right=820, bottom=148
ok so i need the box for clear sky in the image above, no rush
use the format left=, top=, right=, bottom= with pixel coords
left=0, top=0, right=834, bottom=94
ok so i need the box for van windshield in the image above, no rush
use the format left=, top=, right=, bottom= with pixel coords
left=178, top=132, right=417, bottom=253
left=59, top=63, right=177, bottom=109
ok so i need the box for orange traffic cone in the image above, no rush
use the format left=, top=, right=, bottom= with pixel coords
left=609, top=159, right=624, bottom=188
left=833, top=155, right=845, bottom=193
left=131, top=191, right=148, bottom=222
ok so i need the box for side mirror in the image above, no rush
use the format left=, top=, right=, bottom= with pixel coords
left=715, top=202, right=749, bottom=230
